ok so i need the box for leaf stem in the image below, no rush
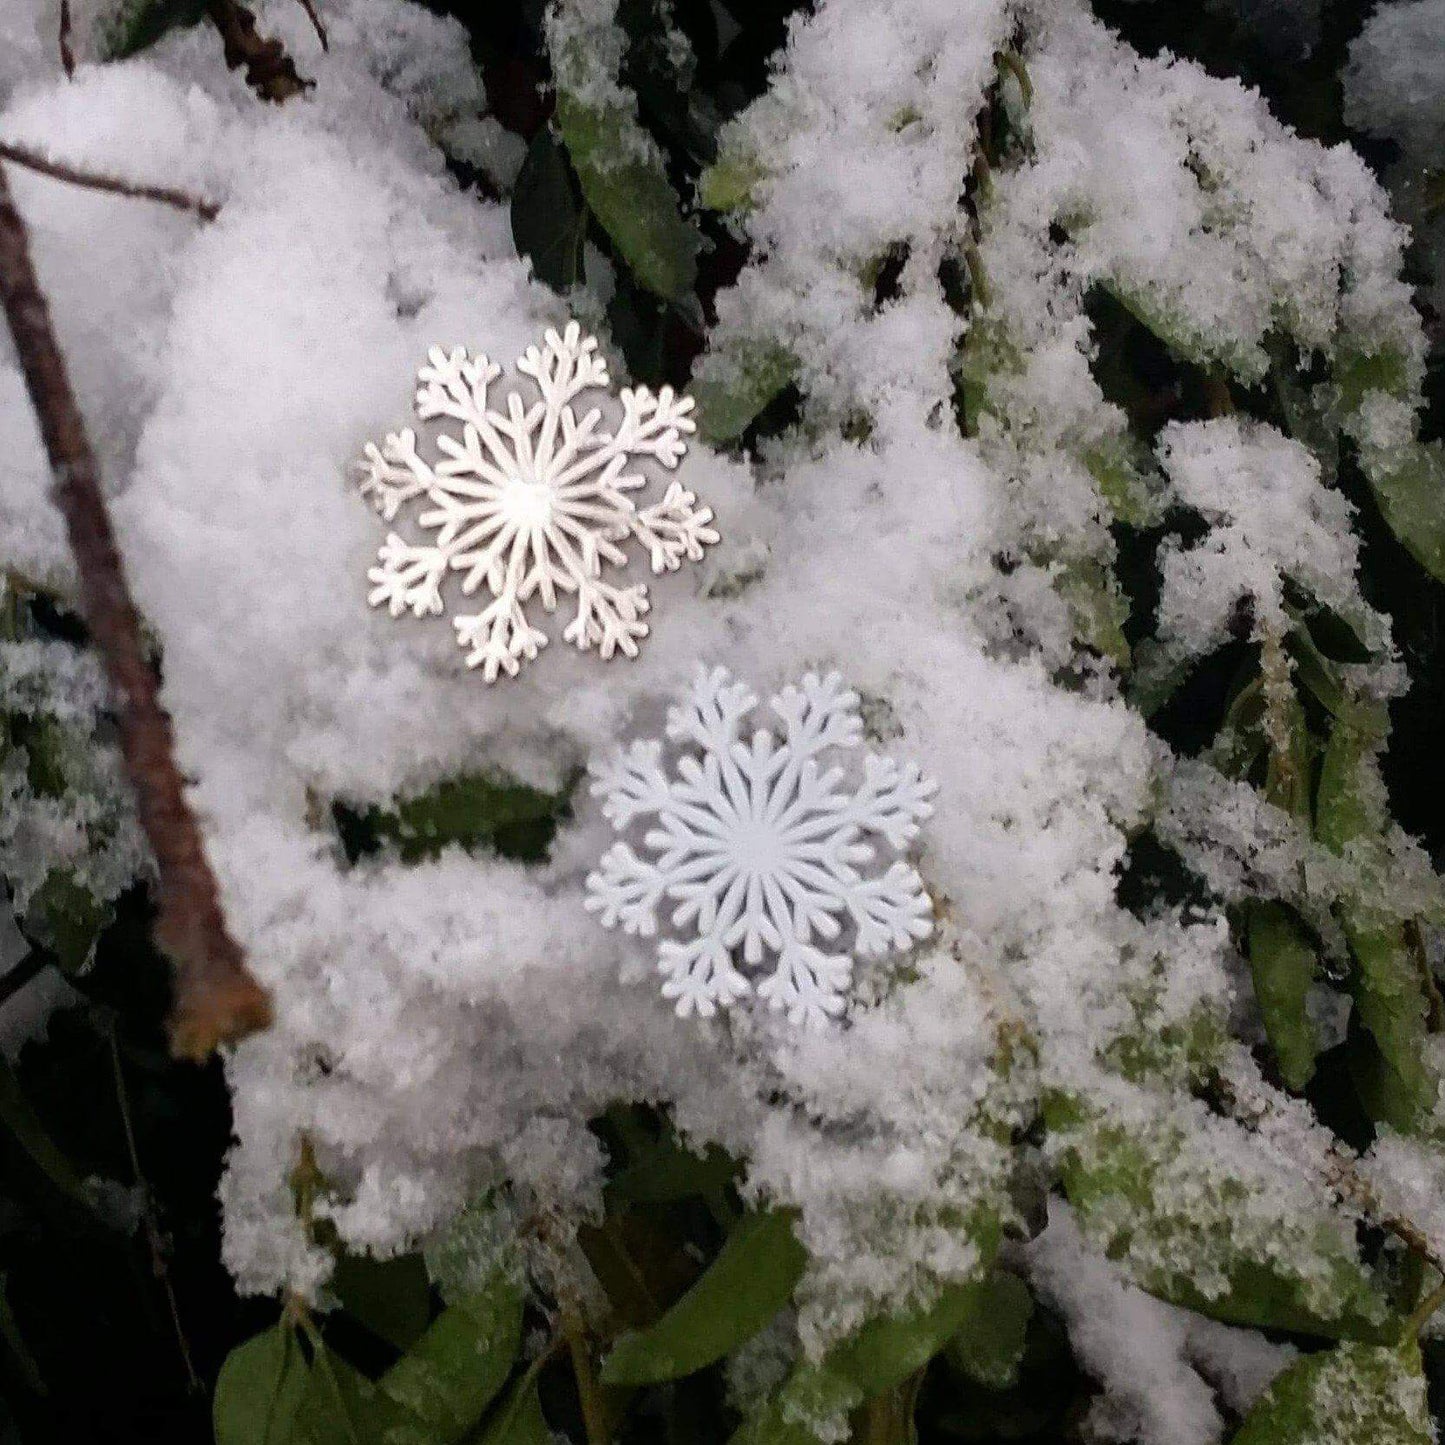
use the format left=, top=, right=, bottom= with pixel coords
left=562, top=1307, right=611, bottom=1445
left=1404, top=1272, right=1445, bottom=1342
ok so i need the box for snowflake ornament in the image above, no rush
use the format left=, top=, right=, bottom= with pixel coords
left=585, top=667, right=939, bottom=1028
left=356, top=323, right=718, bottom=680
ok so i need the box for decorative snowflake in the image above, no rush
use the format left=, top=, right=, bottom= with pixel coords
left=356, top=322, right=718, bottom=681
left=585, top=667, right=938, bottom=1027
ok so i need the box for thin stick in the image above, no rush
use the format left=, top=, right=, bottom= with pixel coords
left=0, top=161, right=271, bottom=1059
left=59, top=1, right=75, bottom=78
left=562, top=1308, right=611, bottom=1445
left=0, top=141, right=219, bottom=222
left=109, top=1028, right=201, bottom=1391
left=0, top=950, right=49, bottom=1011
left=295, top=0, right=329, bottom=51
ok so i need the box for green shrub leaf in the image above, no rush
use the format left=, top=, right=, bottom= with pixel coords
left=554, top=96, right=701, bottom=302
left=511, top=130, right=588, bottom=293
left=1316, top=707, right=1434, bottom=1131
left=377, top=1275, right=523, bottom=1441
left=1246, top=902, right=1320, bottom=1092
left=213, top=1326, right=310, bottom=1445
left=1364, top=440, right=1445, bottom=584
left=1232, top=1341, right=1432, bottom=1445
left=332, top=1250, right=432, bottom=1353
left=601, top=1208, right=805, bottom=1385
left=335, top=773, right=567, bottom=865
left=690, top=342, right=797, bottom=445
left=942, top=1272, right=1034, bottom=1389
left=474, top=1377, right=550, bottom=1445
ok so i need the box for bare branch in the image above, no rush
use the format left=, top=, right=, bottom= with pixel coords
left=59, top=0, right=75, bottom=78
left=0, top=141, right=219, bottom=222
left=295, top=0, right=329, bottom=52
left=0, top=161, right=271, bottom=1060
left=206, top=0, right=312, bottom=104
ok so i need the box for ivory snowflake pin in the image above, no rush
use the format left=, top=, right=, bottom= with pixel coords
left=585, top=667, right=938, bottom=1028
left=357, top=322, right=718, bottom=680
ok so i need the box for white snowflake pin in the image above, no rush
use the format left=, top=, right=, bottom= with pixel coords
left=585, top=667, right=938, bottom=1028
left=356, top=322, right=718, bottom=680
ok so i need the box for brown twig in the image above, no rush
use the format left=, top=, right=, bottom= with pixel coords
left=0, top=141, right=219, bottom=222
left=206, top=0, right=312, bottom=104
left=59, top=0, right=75, bottom=78
left=295, top=0, right=329, bottom=51
left=0, top=161, right=271, bottom=1060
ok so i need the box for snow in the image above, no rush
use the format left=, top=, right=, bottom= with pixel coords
left=1026, top=1204, right=1293, bottom=1445
left=1, top=0, right=1441, bottom=1406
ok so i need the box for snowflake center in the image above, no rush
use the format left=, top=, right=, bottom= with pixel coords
left=497, top=478, right=555, bottom=530
left=725, top=817, right=788, bottom=877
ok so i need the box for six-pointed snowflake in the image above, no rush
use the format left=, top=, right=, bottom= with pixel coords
left=357, top=322, right=719, bottom=681
left=585, top=667, right=938, bottom=1027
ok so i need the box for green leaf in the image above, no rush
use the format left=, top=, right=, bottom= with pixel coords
left=0, top=1054, right=90, bottom=1205
left=1232, top=1341, right=1432, bottom=1445
left=1053, top=556, right=1130, bottom=669
left=942, top=1272, right=1033, bottom=1390
left=601, top=1208, right=805, bottom=1385
left=1316, top=707, right=1434, bottom=1131
left=511, top=130, right=588, bottom=292
left=22, top=868, right=112, bottom=975
left=98, top=0, right=208, bottom=59
left=1315, top=704, right=1390, bottom=853
left=604, top=1135, right=738, bottom=1208
left=554, top=95, right=701, bottom=302
left=472, top=1377, right=550, bottom=1445
left=1246, top=902, right=1319, bottom=1092
left=378, top=1275, right=523, bottom=1442
left=214, top=1325, right=310, bottom=1445
left=295, top=1343, right=379, bottom=1445
left=1340, top=921, right=1433, bottom=1133
left=698, top=154, right=766, bottom=214
left=335, top=773, right=567, bottom=865
left=1050, top=1111, right=1392, bottom=1341
left=733, top=1275, right=1006, bottom=1445
left=332, top=1250, right=432, bottom=1353
left=1364, top=440, right=1445, bottom=584
left=690, top=342, right=797, bottom=445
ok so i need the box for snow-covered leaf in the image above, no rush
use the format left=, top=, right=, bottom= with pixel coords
left=376, top=1274, right=523, bottom=1441
left=554, top=95, right=702, bottom=303
left=1231, top=1340, right=1433, bottom=1445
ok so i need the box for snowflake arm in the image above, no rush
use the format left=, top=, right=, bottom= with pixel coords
left=629, top=482, right=721, bottom=574
left=358, top=429, right=436, bottom=522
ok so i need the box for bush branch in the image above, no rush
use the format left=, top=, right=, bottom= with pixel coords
left=206, top=0, right=312, bottom=103
left=0, top=160, right=271, bottom=1060
left=0, top=140, right=219, bottom=222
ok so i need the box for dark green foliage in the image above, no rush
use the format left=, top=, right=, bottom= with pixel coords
left=332, top=772, right=571, bottom=865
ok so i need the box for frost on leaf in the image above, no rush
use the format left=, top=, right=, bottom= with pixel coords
left=585, top=667, right=937, bottom=1027
left=356, top=322, right=718, bottom=680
